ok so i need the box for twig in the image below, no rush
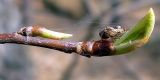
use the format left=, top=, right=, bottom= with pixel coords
left=0, top=26, right=115, bottom=58
left=0, top=8, right=154, bottom=58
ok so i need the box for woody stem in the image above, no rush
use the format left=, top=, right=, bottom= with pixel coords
left=0, top=33, right=114, bottom=57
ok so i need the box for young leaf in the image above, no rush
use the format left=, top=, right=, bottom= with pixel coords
left=40, top=28, right=73, bottom=39
left=114, top=8, right=155, bottom=55
left=18, top=26, right=73, bottom=40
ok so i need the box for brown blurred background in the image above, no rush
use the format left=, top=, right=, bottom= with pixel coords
left=0, top=0, right=160, bottom=80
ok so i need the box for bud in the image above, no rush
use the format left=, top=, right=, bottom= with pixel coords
left=115, top=8, right=155, bottom=55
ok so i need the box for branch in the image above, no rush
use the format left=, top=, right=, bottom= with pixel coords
left=0, top=8, right=155, bottom=57
left=0, top=32, right=114, bottom=58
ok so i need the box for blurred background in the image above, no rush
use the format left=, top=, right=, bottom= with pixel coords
left=0, top=0, right=160, bottom=80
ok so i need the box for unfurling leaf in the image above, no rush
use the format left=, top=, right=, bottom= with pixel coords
left=18, top=26, right=73, bottom=40
left=40, top=28, right=72, bottom=39
left=114, top=8, right=155, bottom=55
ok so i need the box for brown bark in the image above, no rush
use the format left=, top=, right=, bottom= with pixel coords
left=0, top=27, right=115, bottom=57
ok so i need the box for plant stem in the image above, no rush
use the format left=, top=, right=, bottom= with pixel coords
left=0, top=32, right=114, bottom=57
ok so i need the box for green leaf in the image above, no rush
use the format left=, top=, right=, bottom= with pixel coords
left=41, top=28, right=72, bottom=40
left=115, top=8, right=155, bottom=55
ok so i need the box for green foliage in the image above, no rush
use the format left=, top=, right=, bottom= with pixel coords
left=41, top=28, right=72, bottom=40
left=115, top=8, right=155, bottom=55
